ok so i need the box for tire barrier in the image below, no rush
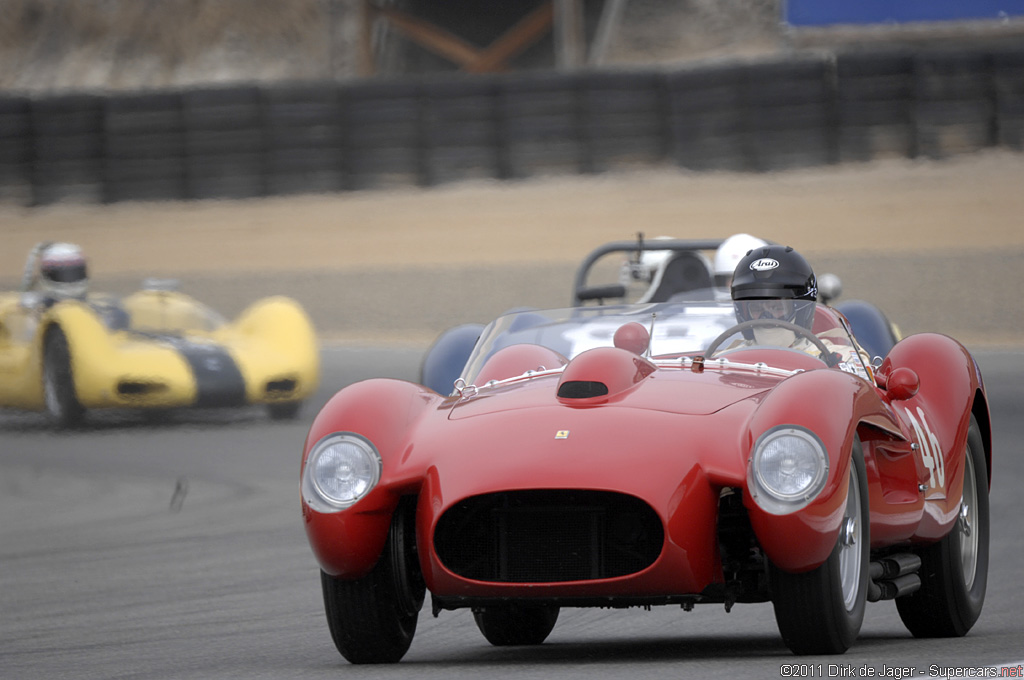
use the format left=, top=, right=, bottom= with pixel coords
left=2, top=45, right=1023, bottom=206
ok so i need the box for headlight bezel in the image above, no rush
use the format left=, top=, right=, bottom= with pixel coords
left=748, top=425, right=829, bottom=516
left=302, top=432, right=382, bottom=513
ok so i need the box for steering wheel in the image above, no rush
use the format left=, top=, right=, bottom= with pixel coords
left=705, top=319, right=839, bottom=367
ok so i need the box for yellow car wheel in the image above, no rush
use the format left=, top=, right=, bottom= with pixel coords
left=43, top=326, right=86, bottom=428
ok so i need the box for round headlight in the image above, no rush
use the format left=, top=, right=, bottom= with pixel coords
left=748, top=426, right=828, bottom=515
left=303, top=432, right=381, bottom=512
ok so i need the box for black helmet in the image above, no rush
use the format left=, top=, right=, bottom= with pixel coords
left=731, top=245, right=817, bottom=330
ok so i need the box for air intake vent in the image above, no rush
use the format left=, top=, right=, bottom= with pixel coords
left=557, top=380, right=609, bottom=399
left=434, top=490, right=663, bottom=583
left=266, top=378, right=297, bottom=394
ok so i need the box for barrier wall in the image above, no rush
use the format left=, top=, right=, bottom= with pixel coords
left=1, top=46, right=1023, bottom=206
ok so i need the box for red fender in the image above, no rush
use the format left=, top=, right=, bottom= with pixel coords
left=302, top=378, right=439, bottom=578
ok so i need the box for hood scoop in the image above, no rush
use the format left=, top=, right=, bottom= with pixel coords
left=556, top=347, right=656, bottom=404
left=557, top=380, right=609, bottom=399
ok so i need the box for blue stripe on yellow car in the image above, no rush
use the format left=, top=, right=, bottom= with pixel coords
left=165, top=339, right=246, bottom=407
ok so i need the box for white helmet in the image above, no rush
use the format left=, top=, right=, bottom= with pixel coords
left=39, top=242, right=88, bottom=301
left=714, top=233, right=768, bottom=289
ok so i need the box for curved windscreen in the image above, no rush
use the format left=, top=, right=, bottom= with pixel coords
left=460, top=300, right=870, bottom=386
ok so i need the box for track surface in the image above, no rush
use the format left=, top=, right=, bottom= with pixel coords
left=1, top=347, right=1022, bottom=679
left=2, top=154, right=1023, bottom=677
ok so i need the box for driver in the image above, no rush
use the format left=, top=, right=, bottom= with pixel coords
left=729, top=245, right=870, bottom=377
left=20, top=241, right=90, bottom=309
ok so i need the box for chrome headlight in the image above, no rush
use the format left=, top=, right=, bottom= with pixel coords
left=748, top=426, right=829, bottom=515
left=302, top=432, right=382, bottom=513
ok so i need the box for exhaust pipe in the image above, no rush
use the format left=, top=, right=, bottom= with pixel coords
left=868, top=553, right=922, bottom=602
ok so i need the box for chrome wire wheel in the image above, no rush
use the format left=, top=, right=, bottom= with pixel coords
left=838, top=466, right=864, bottom=612
left=958, top=448, right=979, bottom=590
left=895, top=414, right=988, bottom=638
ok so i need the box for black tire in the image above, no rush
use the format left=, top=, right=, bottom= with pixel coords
left=896, top=415, right=989, bottom=637
left=43, top=326, right=86, bottom=428
left=770, top=438, right=869, bottom=655
left=473, top=604, right=560, bottom=646
left=320, top=500, right=424, bottom=664
left=266, top=401, right=302, bottom=420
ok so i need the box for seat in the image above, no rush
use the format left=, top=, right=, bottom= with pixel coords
left=640, top=251, right=714, bottom=303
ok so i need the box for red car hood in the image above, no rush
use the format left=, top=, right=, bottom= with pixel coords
left=402, top=361, right=786, bottom=506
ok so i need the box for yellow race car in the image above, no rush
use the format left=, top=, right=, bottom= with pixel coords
left=0, top=281, right=320, bottom=426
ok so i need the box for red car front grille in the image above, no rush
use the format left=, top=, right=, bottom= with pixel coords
left=434, top=490, right=664, bottom=583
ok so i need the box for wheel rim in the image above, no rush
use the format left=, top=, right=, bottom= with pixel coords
left=958, top=448, right=979, bottom=590
left=838, top=467, right=863, bottom=611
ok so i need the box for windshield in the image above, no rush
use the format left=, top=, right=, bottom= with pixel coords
left=459, top=300, right=870, bottom=386
left=122, top=292, right=226, bottom=335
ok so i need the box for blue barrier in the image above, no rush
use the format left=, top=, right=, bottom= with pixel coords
left=784, top=0, right=1024, bottom=27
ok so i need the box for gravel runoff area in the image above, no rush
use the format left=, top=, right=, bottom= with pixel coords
left=2, top=150, right=1023, bottom=349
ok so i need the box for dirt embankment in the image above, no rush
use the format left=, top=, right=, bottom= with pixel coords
left=2, top=151, right=1022, bottom=347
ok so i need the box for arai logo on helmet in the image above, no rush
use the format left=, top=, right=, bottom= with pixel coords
left=749, top=258, right=780, bottom=272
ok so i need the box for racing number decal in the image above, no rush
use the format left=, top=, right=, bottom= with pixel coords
left=904, top=407, right=946, bottom=492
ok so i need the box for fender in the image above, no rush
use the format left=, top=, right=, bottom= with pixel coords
left=233, top=296, right=317, bottom=355
left=880, top=333, right=986, bottom=540
left=302, top=378, right=439, bottom=578
left=226, top=296, right=320, bottom=403
left=43, top=302, right=121, bottom=407
left=0, top=296, right=44, bottom=408
left=743, top=367, right=889, bottom=572
left=45, top=302, right=196, bottom=408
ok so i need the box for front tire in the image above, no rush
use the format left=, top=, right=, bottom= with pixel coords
left=770, top=439, right=870, bottom=655
left=320, top=500, right=424, bottom=664
left=896, top=415, right=988, bottom=637
left=473, top=604, right=560, bottom=646
left=43, top=327, right=85, bottom=428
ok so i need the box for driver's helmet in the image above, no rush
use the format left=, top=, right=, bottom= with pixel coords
left=39, top=242, right=88, bottom=301
left=731, top=245, right=817, bottom=341
left=713, top=233, right=767, bottom=290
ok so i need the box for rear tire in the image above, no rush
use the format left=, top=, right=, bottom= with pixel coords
left=770, top=439, right=869, bottom=655
left=43, top=327, right=85, bottom=428
left=896, top=415, right=988, bottom=637
left=320, top=500, right=424, bottom=664
left=473, top=604, right=559, bottom=646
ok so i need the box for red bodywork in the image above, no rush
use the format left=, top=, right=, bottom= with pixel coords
left=301, top=307, right=990, bottom=609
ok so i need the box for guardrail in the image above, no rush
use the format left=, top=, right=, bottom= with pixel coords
left=1, top=46, right=1022, bottom=205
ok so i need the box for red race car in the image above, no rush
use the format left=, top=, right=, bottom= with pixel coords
left=300, top=299, right=991, bottom=664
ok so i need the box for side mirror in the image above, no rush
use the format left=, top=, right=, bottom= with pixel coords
left=818, top=273, right=843, bottom=305
left=883, top=367, right=920, bottom=401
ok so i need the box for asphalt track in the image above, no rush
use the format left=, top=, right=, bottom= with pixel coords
left=1, top=344, right=1022, bottom=680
